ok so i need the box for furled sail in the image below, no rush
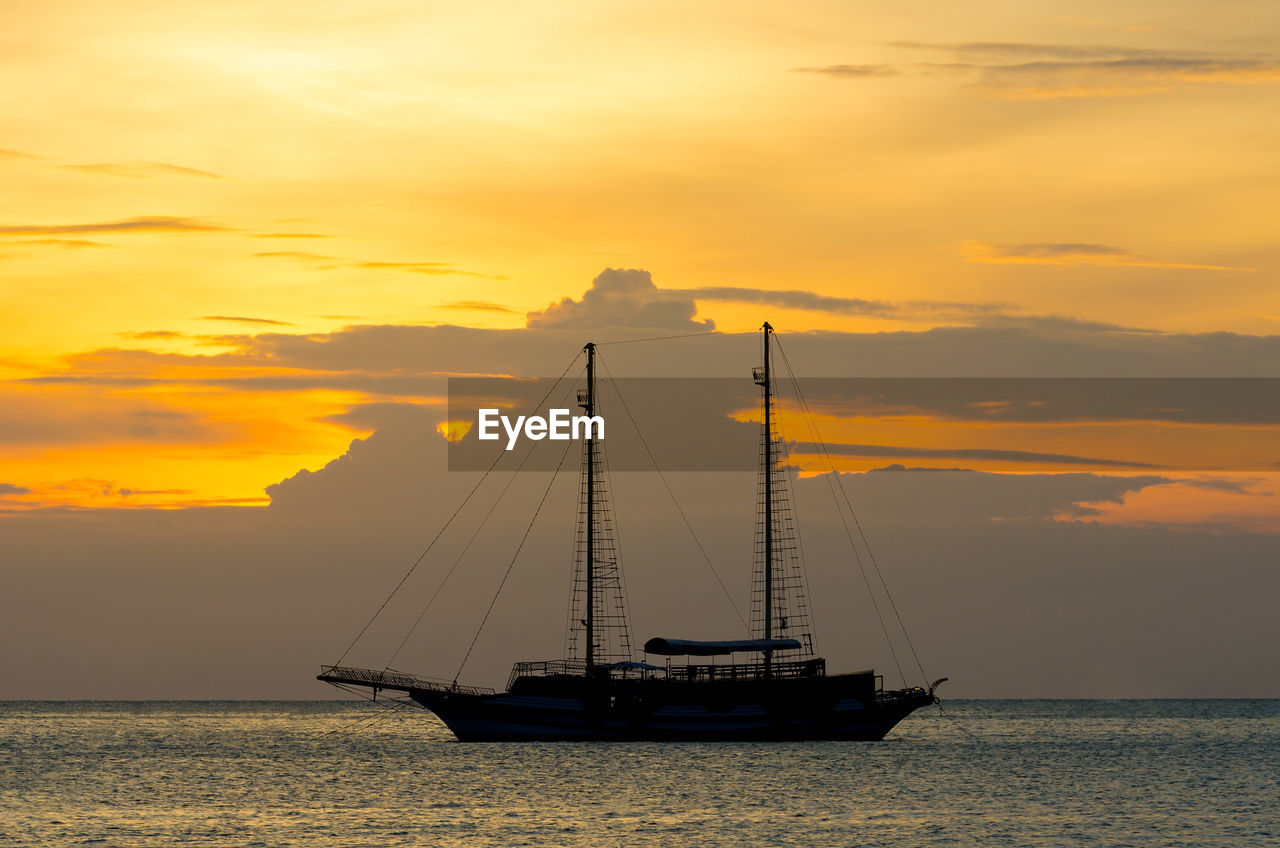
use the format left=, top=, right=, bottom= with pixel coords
left=642, top=637, right=802, bottom=656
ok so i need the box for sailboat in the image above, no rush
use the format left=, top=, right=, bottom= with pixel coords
left=319, top=323, right=943, bottom=740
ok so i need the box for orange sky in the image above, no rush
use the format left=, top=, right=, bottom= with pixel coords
left=2, top=0, right=1279, bottom=527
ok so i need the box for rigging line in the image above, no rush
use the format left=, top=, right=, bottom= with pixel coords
left=454, top=429, right=579, bottom=683
left=769, top=337, right=905, bottom=686
left=591, top=434, right=637, bottom=658
left=383, top=374, right=583, bottom=670
left=937, top=701, right=984, bottom=742
left=595, top=330, right=720, bottom=346
left=316, top=691, right=416, bottom=738
left=773, top=335, right=930, bottom=687
left=333, top=349, right=584, bottom=666
left=595, top=349, right=751, bottom=635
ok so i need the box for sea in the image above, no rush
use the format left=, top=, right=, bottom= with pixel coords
left=2, top=700, right=1277, bottom=847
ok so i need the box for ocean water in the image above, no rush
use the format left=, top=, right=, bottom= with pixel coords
left=2, top=700, right=1277, bottom=847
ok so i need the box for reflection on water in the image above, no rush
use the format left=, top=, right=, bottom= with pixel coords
left=1, top=700, right=1277, bottom=846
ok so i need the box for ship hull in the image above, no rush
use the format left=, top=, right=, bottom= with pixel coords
left=407, top=673, right=934, bottom=742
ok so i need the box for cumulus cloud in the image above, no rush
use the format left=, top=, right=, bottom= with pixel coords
left=527, top=268, right=716, bottom=331
left=527, top=269, right=1008, bottom=329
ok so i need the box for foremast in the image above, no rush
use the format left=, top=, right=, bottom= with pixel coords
left=583, top=343, right=596, bottom=669
left=757, top=323, right=775, bottom=674
left=568, top=342, right=632, bottom=670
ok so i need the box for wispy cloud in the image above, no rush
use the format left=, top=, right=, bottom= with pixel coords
left=0, top=148, right=42, bottom=161
left=253, top=251, right=337, bottom=262
left=352, top=261, right=494, bottom=278
left=0, top=217, right=228, bottom=236
left=960, top=241, right=1252, bottom=271
left=801, top=441, right=1160, bottom=468
left=801, top=41, right=1280, bottom=100
left=118, top=330, right=188, bottom=341
left=59, top=161, right=224, bottom=180
left=0, top=483, right=32, bottom=495
left=197, top=316, right=295, bottom=327
left=437, top=301, right=519, bottom=314
left=0, top=148, right=223, bottom=179
left=12, top=238, right=111, bottom=249
left=793, top=64, right=897, bottom=78
left=675, top=286, right=1005, bottom=320
left=252, top=250, right=497, bottom=279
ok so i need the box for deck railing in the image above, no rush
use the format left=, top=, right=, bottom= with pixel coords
left=507, top=659, right=589, bottom=690
left=663, top=657, right=826, bottom=684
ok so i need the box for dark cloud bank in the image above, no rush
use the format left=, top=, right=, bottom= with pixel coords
left=5, top=269, right=1280, bottom=699
left=4, top=416, right=1277, bottom=700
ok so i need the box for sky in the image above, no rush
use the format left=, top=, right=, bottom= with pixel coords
left=2, top=0, right=1279, bottom=698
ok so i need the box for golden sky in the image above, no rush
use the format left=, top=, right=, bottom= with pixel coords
left=3, top=0, right=1279, bottom=521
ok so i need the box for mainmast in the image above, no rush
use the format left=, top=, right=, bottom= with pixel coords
left=754, top=322, right=774, bottom=673
left=580, top=342, right=596, bottom=670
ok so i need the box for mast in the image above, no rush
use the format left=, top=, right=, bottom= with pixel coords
left=755, top=322, right=774, bottom=674
left=581, top=342, right=596, bottom=670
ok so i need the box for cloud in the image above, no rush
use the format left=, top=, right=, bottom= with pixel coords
left=799, top=442, right=1159, bottom=468
left=967, top=314, right=1154, bottom=333
left=806, top=41, right=1280, bottom=100
left=13, top=238, right=111, bottom=250
left=785, top=377, right=1280, bottom=426
left=251, top=251, right=497, bottom=279
left=118, top=330, right=187, bottom=340
left=250, top=232, right=331, bottom=239
left=0, top=389, right=212, bottom=445
left=960, top=241, right=1252, bottom=271
left=1177, top=476, right=1271, bottom=495
left=527, top=268, right=716, bottom=331
left=197, top=315, right=296, bottom=327
left=437, top=301, right=520, bottom=314
left=524, top=269, right=1132, bottom=327
left=936, top=45, right=1280, bottom=99
left=524, top=270, right=1153, bottom=328
left=793, top=64, right=897, bottom=78
left=252, top=251, right=337, bottom=262
left=674, top=285, right=1004, bottom=320
left=0, top=217, right=228, bottom=236
left=350, top=261, right=493, bottom=278
left=37, top=321, right=1280, bottom=388
left=0, top=483, right=32, bottom=495
left=321, top=401, right=439, bottom=433
left=889, top=41, right=1196, bottom=60
left=59, top=161, right=223, bottom=180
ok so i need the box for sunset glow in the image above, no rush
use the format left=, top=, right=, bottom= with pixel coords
left=2, top=0, right=1278, bottom=533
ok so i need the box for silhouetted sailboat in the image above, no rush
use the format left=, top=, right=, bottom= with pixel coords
left=319, top=323, right=943, bottom=740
